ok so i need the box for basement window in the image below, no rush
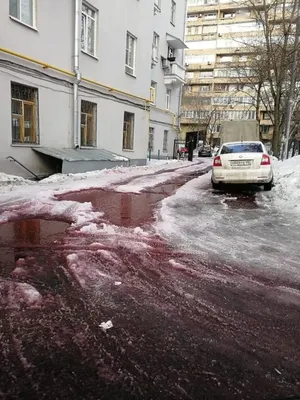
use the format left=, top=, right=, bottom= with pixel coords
left=11, top=82, right=39, bottom=144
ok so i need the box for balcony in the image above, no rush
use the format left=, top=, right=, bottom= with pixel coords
left=164, top=62, right=186, bottom=86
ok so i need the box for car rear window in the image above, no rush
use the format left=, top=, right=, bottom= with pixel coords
left=220, top=143, right=263, bottom=154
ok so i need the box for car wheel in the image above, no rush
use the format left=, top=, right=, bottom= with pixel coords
left=264, top=181, right=273, bottom=191
left=212, top=180, right=220, bottom=190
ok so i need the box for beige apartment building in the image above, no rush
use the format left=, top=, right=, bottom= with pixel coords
left=181, top=0, right=274, bottom=147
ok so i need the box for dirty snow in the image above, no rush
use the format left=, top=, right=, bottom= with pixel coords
left=268, top=155, right=300, bottom=215
left=0, top=160, right=204, bottom=226
left=156, top=167, right=300, bottom=280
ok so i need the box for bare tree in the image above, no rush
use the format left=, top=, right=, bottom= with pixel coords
left=181, top=79, right=224, bottom=146
left=230, top=0, right=300, bottom=156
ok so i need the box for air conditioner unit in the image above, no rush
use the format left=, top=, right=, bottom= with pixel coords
left=161, top=58, right=170, bottom=69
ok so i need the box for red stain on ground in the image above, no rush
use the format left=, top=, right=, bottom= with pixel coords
left=57, top=176, right=196, bottom=228
left=0, top=170, right=300, bottom=400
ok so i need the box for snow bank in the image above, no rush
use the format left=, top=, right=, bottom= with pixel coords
left=0, top=172, right=33, bottom=186
left=270, top=155, right=300, bottom=215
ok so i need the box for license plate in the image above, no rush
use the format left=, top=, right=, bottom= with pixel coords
left=230, top=160, right=252, bottom=167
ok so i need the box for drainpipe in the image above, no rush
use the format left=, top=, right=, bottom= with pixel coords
left=74, top=0, right=81, bottom=148
left=178, top=0, right=188, bottom=139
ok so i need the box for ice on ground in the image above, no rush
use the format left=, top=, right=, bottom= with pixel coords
left=156, top=171, right=300, bottom=280
left=0, top=160, right=206, bottom=224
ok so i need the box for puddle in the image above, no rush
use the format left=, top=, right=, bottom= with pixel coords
left=58, top=174, right=199, bottom=228
left=0, top=219, right=69, bottom=246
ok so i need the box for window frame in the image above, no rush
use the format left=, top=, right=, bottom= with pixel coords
left=152, top=32, right=160, bottom=62
left=163, top=130, right=168, bottom=153
left=150, top=81, right=157, bottom=105
left=81, top=2, right=97, bottom=57
left=171, top=0, right=176, bottom=25
left=123, top=112, right=135, bottom=151
left=166, top=89, right=171, bottom=110
left=125, top=32, right=137, bottom=76
left=9, top=0, right=36, bottom=28
left=149, top=127, right=155, bottom=152
left=11, top=82, right=39, bottom=145
left=80, top=100, right=97, bottom=147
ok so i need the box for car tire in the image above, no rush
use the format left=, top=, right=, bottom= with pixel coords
left=212, top=180, right=220, bottom=190
left=264, top=180, right=273, bottom=191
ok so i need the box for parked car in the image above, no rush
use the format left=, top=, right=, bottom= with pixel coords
left=198, top=145, right=212, bottom=157
left=211, top=141, right=274, bottom=191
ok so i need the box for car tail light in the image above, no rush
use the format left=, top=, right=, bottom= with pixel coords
left=213, top=155, right=222, bottom=167
left=261, top=154, right=271, bottom=166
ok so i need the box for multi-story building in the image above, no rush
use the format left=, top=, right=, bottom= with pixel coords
left=181, top=0, right=275, bottom=147
left=0, top=0, right=187, bottom=178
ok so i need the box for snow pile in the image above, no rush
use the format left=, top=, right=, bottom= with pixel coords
left=0, top=172, right=33, bottom=186
left=271, top=155, right=300, bottom=215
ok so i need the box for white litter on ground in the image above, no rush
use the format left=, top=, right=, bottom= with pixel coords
left=99, top=320, right=113, bottom=332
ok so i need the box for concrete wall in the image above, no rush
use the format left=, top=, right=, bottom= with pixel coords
left=0, top=0, right=187, bottom=178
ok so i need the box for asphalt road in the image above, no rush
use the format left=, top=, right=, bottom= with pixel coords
left=0, top=165, right=300, bottom=400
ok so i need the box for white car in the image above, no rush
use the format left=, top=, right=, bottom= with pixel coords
left=211, top=141, right=274, bottom=191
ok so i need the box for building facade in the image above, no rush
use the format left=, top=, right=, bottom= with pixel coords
left=181, top=0, right=274, bottom=147
left=0, top=0, right=187, bottom=178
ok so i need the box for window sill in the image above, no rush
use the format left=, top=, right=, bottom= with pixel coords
left=154, top=4, right=161, bottom=14
left=80, top=146, right=97, bottom=149
left=81, top=50, right=99, bottom=60
left=9, top=16, right=38, bottom=31
left=11, top=144, right=40, bottom=148
left=122, top=149, right=135, bottom=152
left=125, top=71, right=136, bottom=79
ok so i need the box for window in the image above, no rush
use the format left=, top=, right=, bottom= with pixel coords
left=152, top=33, right=159, bottom=62
left=221, top=143, right=263, bottom=154
left=125, top=32, right=137, bottom=76
left=9, top=0, right=35, bottom=26
left=149, top=127, right=154, bottom=151
left=200, top=97, right=211, bottom=105
left=81, top=100, right=97, bottom=147
left=168, top=46, right=175, bottom=60
left=215, top=84, right=229, bottom=91
left=150, top=81, right=157, bottom=104
left=199, top=70, right=213, bottom=78
left=81, top=3, right=97, bottom=56
left=11, top=82, right=38, bottom=144
left=219, top=56, right=233, bottom=63
left=154, top=0, right=161, bottom=10
left=171, top=0, right=176, bottom=25
left=203, top=13, right=217, bottom=20
left=187, top=14, right=198, bottom=21
left=123, top=112, right=134, bottom=150
left=163, top=130, right=168, bottom=152
left=166, top=89, right=171, bottom=109
left=223, top=12, right=235, bottom=19
left=262, top=112, right=271, bottom=120
left=199, top=85, right=211, bottom=92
